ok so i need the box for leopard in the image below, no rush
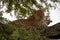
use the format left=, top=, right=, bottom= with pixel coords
left=9, top=9, right=48, bottom=30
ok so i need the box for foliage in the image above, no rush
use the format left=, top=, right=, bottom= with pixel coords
left=0, top=0, right=60, bottom=40
left=0, top=22, right=16, bottom=40
left=0, top=23, right=49, bottom=40
left=0, top=0, right=60, bottom=19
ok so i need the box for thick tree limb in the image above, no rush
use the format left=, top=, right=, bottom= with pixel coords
left=40, top=22, right=60, bottom=39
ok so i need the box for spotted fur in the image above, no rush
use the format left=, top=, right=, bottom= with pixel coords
left=10, top=9, right=48, bottom=30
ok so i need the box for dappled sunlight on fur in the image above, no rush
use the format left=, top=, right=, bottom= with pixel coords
left=10, top=9, right=48, bottom=30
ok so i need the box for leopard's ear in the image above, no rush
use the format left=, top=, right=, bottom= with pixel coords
left=33, top=8, right=46, bottom=13
left=40, top=8, right=46, bottom=12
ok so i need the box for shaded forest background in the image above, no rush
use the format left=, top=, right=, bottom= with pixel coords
left=0, top=0, right=60, bottom=40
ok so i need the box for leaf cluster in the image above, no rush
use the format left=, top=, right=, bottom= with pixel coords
left=0, top=23, right=49, bottom=40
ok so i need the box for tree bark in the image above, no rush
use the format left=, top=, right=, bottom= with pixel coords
left=40, top=22, right=60, bottom=39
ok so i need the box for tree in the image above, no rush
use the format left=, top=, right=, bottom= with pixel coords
left=41, top=22, right=60, bottom=39
left=0, top=0, right=60, bottom=19
left=0, top=0, right=60, bottom=40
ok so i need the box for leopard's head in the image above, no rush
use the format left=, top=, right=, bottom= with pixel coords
left=33, top=9, right=46, bottom=21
